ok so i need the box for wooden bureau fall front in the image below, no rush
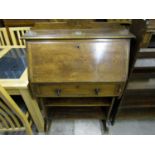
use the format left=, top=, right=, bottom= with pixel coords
left=23, top=22, right=134, bottom=130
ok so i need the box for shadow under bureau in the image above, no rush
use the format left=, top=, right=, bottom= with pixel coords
left=23, top=22, right=134, bottom=131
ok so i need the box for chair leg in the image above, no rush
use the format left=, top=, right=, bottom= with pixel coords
left=24, top=119, right=33, bottom=135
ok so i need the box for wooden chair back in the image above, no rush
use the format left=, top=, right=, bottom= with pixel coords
left=0, top=85, right=32, bottom=134
left=9, top=27, right=30, bottom=47
left=0, top=28, right=10, bottom=46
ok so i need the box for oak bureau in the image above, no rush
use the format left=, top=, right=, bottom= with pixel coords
left=23, top=22, right=134, bottom=131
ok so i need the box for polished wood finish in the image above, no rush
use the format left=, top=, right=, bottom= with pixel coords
left=24, top=26, right=133, bottom=39
left=27, top=39, right=130, bottom=83
left=24, top=22, right=133, bottom=130
left=34, top=83, right=121, bottom=97
left=32, top=20, right=132, bottom=30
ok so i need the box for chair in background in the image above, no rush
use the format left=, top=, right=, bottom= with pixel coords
left=0, top=85, right=33, bottom=134
left=0, top=28, right=10, bottom=47
left=9, top=27, right=30, bottom=47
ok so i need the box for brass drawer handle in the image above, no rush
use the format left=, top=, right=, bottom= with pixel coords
left=55, top=89, right=61, bottom=96
left=94, top=88, right=100, bottom=95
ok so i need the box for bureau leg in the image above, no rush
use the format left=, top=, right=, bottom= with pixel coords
left=45, top=118, right=52, bottom=133
left=107, top=98, right=115, bottom=124
left=102, top=120, right=109, bottom=134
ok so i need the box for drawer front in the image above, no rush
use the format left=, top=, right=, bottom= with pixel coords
left=34, top=83, right=122, bottom=97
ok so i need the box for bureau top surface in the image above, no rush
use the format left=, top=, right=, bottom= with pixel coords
left=23, top=23, right=134, bottom=40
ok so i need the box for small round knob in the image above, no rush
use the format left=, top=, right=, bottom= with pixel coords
left=94, top=88, right=100, bottom=95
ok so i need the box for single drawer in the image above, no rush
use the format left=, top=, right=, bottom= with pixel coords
left=34, top=83, right=122, bottom=97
